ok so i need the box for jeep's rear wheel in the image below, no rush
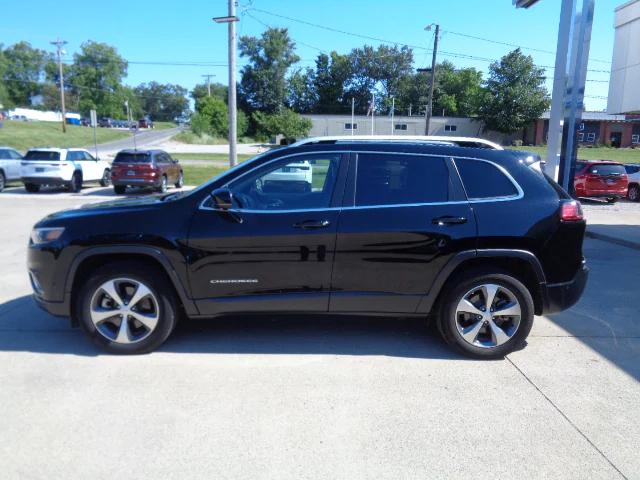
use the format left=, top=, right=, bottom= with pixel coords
left=68, top=172, right=82, bottom=192
left=100, top=169, right=111, bottom=187
left=76, top=262, right=177, bottom=354
left=628, top=185, right=639, bottom=202
left=158, top=175, right=167, bottom=193
left=437, top=271, right=534, bottom=359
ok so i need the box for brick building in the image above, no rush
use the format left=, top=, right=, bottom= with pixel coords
left=526, top=111, right=640, bottom=148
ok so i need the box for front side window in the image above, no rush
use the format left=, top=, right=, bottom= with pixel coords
left=455, top=158, right=518, bottom=200
left=227, top=153, right=341, bottom=211
left=355, top=154, right=449, bottom=206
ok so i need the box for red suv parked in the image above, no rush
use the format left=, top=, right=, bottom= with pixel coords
left=574, top=161, right=628, bottom=203
left=111, top=149, right=183, bottom=194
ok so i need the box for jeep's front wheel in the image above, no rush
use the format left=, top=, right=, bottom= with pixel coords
left=76, top=262, right=177, bottom=354
left=437, top=271, right=534, bottom=359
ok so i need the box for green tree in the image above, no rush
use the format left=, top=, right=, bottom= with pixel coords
left=313, top=52, right=352, bottom=113
left=253, top=108, right=312, bottom=140
left=239, top=28, right=300, bottom=113
left=2, top=42, right=50, bottom=107
left=191, top=82, right=228, bottom=107
left=479, top=49, right=549, bottom=133
left=67, top=41, right=128, bottom=116
left=287, top=67, right=317, bottom=113
left=197, top=96, right=228, bottom=137
left=0, top=46, right=11, bottom=108
left=134, top=81, right=188, bottom=121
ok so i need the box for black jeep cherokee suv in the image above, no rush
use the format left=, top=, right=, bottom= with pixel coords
left=27, top=140, right=588, bottom=358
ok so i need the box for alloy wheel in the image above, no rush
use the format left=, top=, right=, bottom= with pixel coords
left=454, top=283, right=521, bottom=349
left=629, top=186, right=639, bottom=202
left=89, top=278, right=160, bottom=344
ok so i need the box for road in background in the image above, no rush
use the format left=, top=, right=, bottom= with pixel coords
left=0, top=195, right=638, bottom=479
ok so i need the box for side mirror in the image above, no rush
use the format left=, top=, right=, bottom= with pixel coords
left=210, top=187, right=234, bottom=210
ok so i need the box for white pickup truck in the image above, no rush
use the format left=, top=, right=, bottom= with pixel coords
left=0, top=146, right=23, bottom=192
left=20, top=148, right=111, bottom=193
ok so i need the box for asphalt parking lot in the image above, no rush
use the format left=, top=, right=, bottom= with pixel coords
left=0, top=190, right=639, bottom=479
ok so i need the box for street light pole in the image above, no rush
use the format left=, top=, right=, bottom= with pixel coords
left=213, top=2, right=239, bottom=167
left=424, top=24, right=439, bottom=135
left=50, top=38, right=68, bottom=133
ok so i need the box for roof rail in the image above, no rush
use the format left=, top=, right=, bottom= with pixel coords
left=290, top=135, right=503, bottom=150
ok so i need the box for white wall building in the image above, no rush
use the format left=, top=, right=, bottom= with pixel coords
left=301, top=114, right=518, bottom=145
left=607, top=0, right=640, bottom=114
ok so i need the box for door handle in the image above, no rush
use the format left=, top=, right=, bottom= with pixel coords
left=293, top=220, right=331, bottom=230
left=432, top=215, right=467, bottom=226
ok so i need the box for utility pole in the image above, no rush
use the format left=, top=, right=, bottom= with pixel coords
left=202, top=74, right=216, bottom=96
left=213, top=2, right=239, bottom=167
left=51, top=38, right=68, bottom=133
left=351, top=98, right=355, bottom=136
left=390, top=96, right=395, bottom=135
left=424, top=24, right=439, bottom=135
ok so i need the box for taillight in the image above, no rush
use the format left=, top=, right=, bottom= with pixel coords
left=560, top=200, right=584, bottom=222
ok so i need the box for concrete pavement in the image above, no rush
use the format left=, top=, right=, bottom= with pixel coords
left=0, top=194, right=638, bottom=479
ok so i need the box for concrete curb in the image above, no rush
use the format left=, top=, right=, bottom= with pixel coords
left=585, top=230, right=640, bottom=251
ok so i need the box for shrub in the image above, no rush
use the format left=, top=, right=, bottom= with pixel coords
left=252, top=108, right=312, bottom=141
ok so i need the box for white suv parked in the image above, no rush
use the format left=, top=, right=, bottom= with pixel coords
left=21, top=148, right=111, bottom=193
left=0, top=146, right=23, bottom=192
left=625, top=164, right=640, bottom=202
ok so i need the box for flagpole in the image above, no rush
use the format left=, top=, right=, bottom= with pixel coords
left=371, top=92, right=375, bottom=135
left=390, top=96, right=395, bottom=135
left=351, top=98, right=355, bottom=136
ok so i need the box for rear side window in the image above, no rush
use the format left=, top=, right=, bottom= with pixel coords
left=355, top=153, right=449, bottom=206
left=625, top=165, right=640, bottom=174
left=24, top=151, right=60, bottom=161
left=114, top=153, right=151, bottom=163
left=588, top=164, right=626, bottom=176
left=455, top=158, right=518, bottom=199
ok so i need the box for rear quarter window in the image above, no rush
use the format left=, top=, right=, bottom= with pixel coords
left=454, top=158, right=518, bottom=199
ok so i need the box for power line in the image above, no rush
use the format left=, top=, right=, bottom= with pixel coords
left=247, top=7, right=611, bottom=75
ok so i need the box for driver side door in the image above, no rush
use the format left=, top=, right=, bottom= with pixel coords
left=187, top=152, right=347, bottom=315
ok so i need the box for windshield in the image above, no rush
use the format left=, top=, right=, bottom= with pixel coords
left=589, top=164, right=626, bottom=176
left=114, top=153, right=151, bottom=163
left=24, top=151, right=61, bottom=161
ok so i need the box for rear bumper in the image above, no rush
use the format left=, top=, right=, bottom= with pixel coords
left=541, top=261, right=589, bottom=315
left=21, top=176, right=68, bottom=186
left=112, top=177, right=159, bottom=187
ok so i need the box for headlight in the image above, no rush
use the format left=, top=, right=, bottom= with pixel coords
left=30, top=227, right=65, bottom=245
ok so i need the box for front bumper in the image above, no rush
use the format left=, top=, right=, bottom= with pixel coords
left=33, top=293, right=69, bottom=318
left=542, top=261, right=589, bottom=315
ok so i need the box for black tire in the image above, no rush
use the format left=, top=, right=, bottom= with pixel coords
left=68, top=171, right=82, bottom=193
left=158, top=175, right=168, bottom=193
left=174, top=172, right=184, bottom=189
left=0, top=170, right=5, bottom=192
left=24, top=183, right=40, bottom=193
left=628, top=185, right=639, bottom=202
left=437, top=269, right=534, bottom=359
left=606, top=197, right=618, bottom=204
left=76, top=261, right=178, bottom=354
left=99, top=169, right=111, bottom=187
left=113, top=185, right=126, bottom=195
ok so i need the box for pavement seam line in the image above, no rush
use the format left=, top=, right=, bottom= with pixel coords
left=505, top=356, right=629, bottom=480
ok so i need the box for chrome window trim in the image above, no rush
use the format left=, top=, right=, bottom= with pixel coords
left=198, top=149, right=524, bottom=213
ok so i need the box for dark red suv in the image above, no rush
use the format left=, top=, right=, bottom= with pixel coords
left=574, top=161, right=628, bottom=203
left=111, top=149, right=183, bottom=194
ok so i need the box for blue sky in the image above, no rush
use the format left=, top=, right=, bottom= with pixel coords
left=1, top=0, right=620, bottom=111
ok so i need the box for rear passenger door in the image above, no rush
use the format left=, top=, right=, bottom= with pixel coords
left=330, top=152, right=477, bottom=313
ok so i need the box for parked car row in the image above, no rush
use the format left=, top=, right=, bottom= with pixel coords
left=98, top=117, right=154, bottom=129
left=0, top=147, right=183, bottom=194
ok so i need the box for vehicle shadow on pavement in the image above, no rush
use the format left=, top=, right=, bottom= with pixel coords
left=545, top=237, right=640, bottom=382
left=0, top=295, right=464, bottom=360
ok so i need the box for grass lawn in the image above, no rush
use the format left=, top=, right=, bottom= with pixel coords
left=174, top=152, right=254, bottom=162
left=182, top=164, right=229, bottom=186
left=153, top=121, right=177, bottom=130
left=511, top=145, right=640, bottom=164
left=0, top=120, right=130, bottom=152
